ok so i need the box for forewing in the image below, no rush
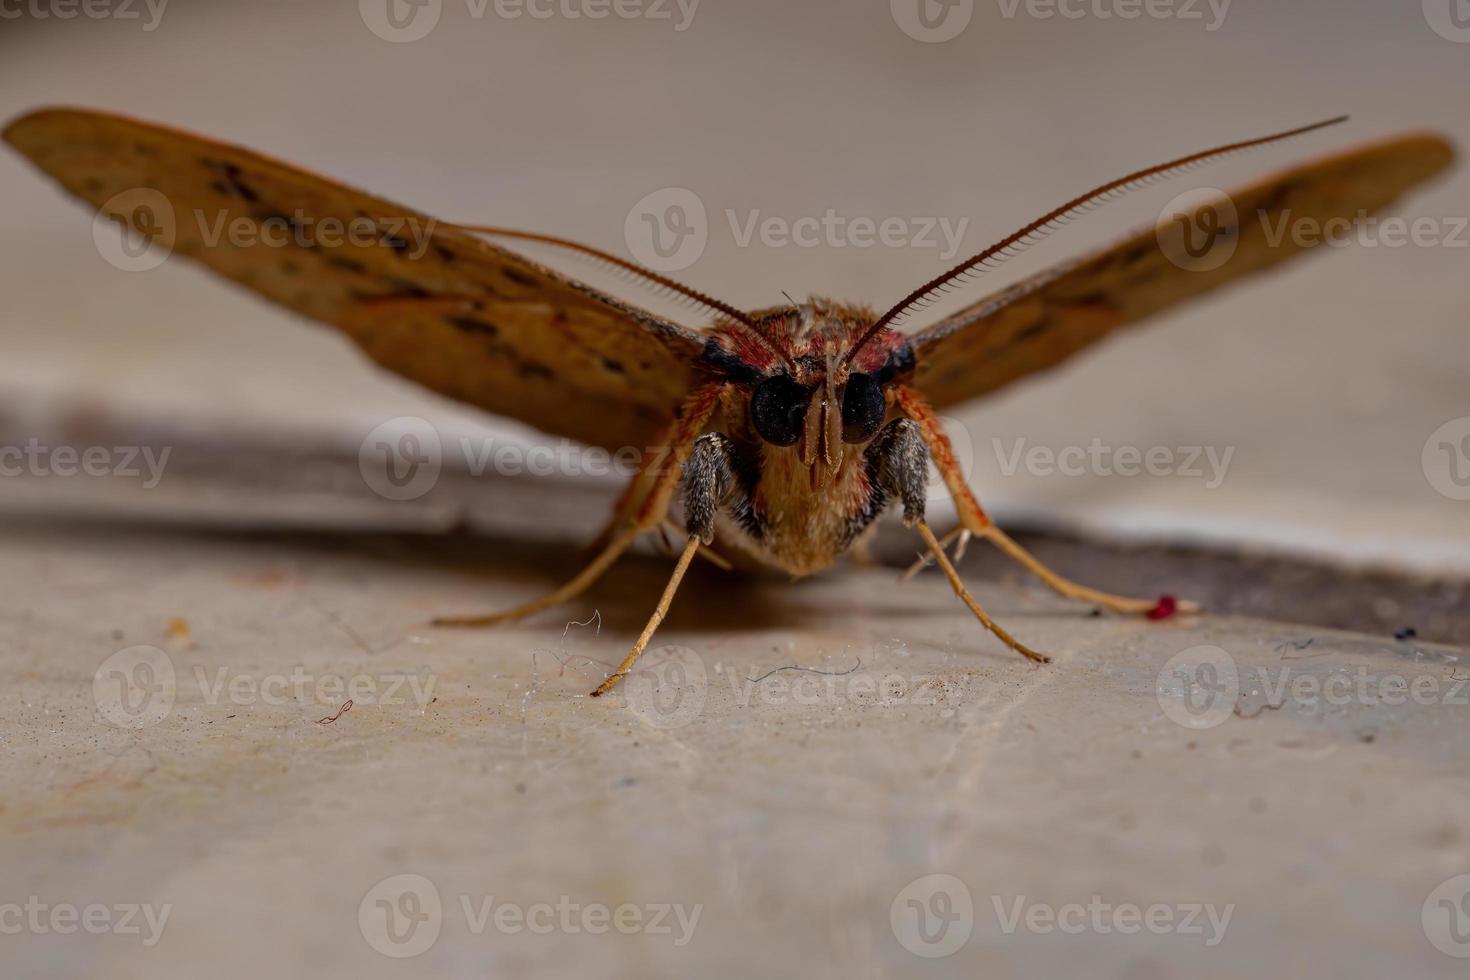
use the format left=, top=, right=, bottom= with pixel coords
left=4, top=107, right=704, bottom=450
left=910, top=133, right=1455, bottom=408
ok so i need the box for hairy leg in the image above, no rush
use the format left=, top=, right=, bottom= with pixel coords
left=868, top=416, right=1047, bottom=663
left=589, top=430, right=742, bottom=696
left=433, top=383, right=727, bottom=627
left=894, top=385, right=1195, bottom=616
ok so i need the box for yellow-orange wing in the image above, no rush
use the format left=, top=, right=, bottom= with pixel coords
left=4, top=107, right=705, bottom=451
left=910, top=133, right=1455, bottom=409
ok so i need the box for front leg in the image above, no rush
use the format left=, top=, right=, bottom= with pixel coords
left=591, top=431, right=748, bottom=697
left=866, top=418, right=929, bottom=527
left=867, top=418, right=1049, bottom=664
left=893, top=385, right=1196, bottom=617
left=682, top=432, right=743, bottom=544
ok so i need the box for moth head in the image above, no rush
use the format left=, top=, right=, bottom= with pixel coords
left=702, top=335, right=916, bottom=449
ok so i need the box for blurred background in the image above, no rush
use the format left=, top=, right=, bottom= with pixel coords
left=1, top=0, right=1466, bottom=572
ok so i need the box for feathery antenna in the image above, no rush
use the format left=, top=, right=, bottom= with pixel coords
left=845, top=115, right=1349, bottom=365
left=453, top=223, right=799, bottom=372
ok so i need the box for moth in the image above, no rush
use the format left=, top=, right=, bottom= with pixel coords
left=5, top=109, right=1453, bottom=696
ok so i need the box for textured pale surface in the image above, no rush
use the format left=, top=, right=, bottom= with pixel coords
left=0, top=464, right=1467, bottom=978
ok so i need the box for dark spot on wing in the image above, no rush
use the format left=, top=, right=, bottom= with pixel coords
left=600, top=356, right=625, bottom=374
left=381, top=230, right=410, bottom=255
left=202, top=159, right=260, bottom=204
left=434, top=243, right=457, bottom=263
left=327, top=256, right=367, bottom=274
left=1116, top=241, right=1156, bottom=269
left=448, top=315, right=500, bottom=336
left=500, top=265, right=538, bottom=288
left=381, top=277, right=431, bottom=299
left=519, top=361, right=554, bottom=381
left=1253, top=179, right=1300, bottom=218
left=1013, top=315, right=1052, bottom=343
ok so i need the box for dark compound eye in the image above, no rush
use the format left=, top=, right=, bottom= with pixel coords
left=841, top=373, right=886, bottom=444
left=750, top=374, right=813, bottom=447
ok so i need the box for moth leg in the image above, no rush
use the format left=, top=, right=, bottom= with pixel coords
left=665, top=520, right=734, bottom=570
left=869, top=418, right=1047, bottom=664
left=916, top=521, right=1050, bottom=665
left=434, top=383, right=726, bottom=628
left=894, top=385, right=1198, bottom=616
left=901, top=527, right=970, bottom=580
left=589, top=431, right=737, bottom=696
left=434, top=526, right=642, bottom=627
left=590, top=536, right=700, bottom=697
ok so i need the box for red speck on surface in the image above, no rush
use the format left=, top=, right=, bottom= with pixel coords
left=1147, top=595, right=1178, bottom=621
